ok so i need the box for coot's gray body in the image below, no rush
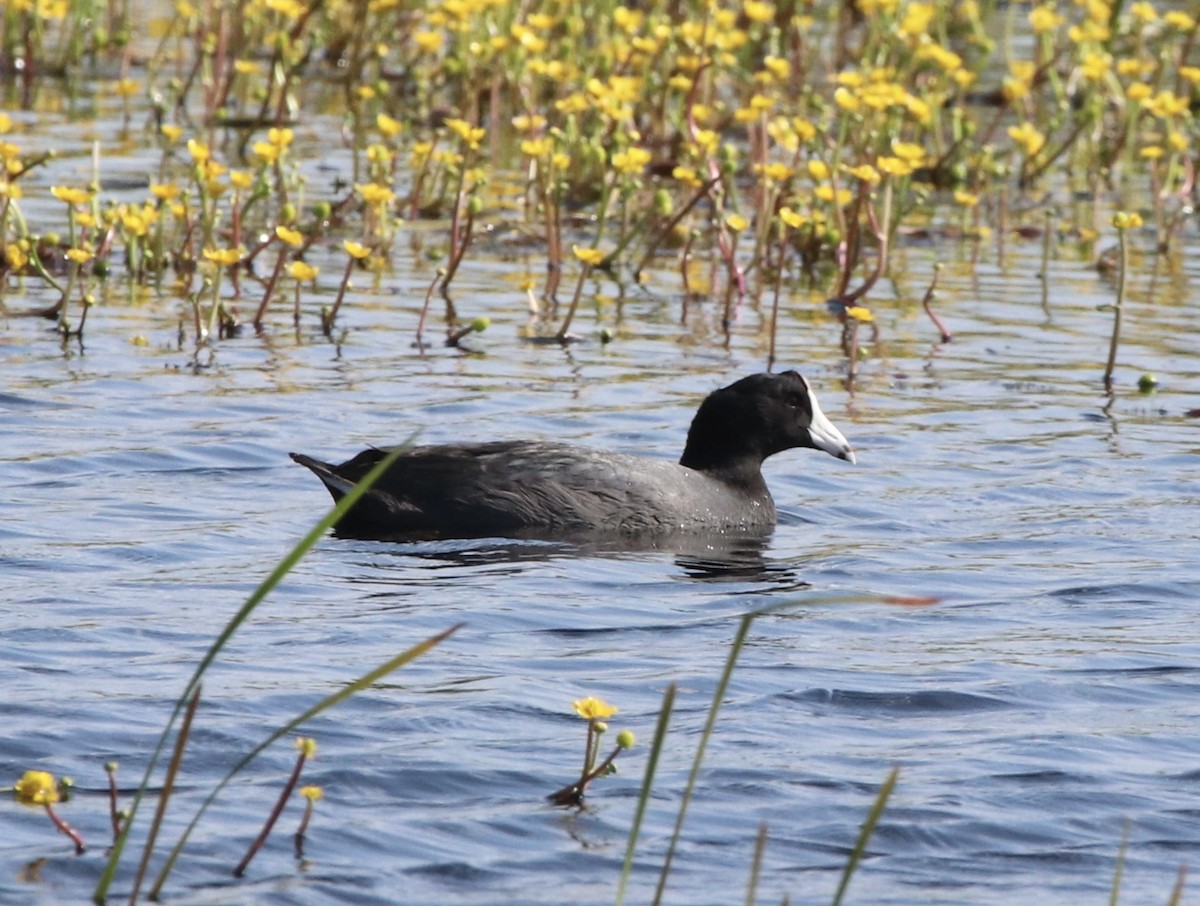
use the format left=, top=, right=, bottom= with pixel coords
left=291, top=371, right=854, bottom=540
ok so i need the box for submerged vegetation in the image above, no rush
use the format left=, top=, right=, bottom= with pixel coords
left=0, top=0, right=1193, bottom=378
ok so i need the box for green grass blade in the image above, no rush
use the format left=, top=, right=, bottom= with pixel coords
left=94, top=443, right=410, bottom=904
left=1165, top=863, right=1186, bottom=906
left=148, top=623, right=461, bottom=898
left=831, top=767, right=899, bottom=906
left=615, top=681, right=676, bottom=906
left=1108, top=820, right=1130, bottom=906
left=745, top=822, right=767, bottom=906
left=651, top=612, right=755, bottom=906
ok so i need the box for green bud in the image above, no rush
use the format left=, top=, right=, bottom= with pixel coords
left=313, top=201, right=332, bottom=220
left=280, top=203, right=298, bottom=225
left=616, top=730, right=635, bottom=749
left=470, top=316, right=490, bottom=333
left=653, top=188, right=673, bottom=217
left=467, top=196, right=484, bottom=216
left=1137, top=373, right=1158, bottom=392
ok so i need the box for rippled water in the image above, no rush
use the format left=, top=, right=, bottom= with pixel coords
left=5, top=112, right=1200, bottom=905
left=5, top=234, right=1200, bottom=905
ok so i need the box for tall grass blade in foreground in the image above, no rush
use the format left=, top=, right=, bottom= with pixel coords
left=94, top=443, right=412, bottom=904
left=651, top=612, right=754, bottom=906
left=615, top=682, right=677, bottom=906
left=831, top=766, right=899, bottom=906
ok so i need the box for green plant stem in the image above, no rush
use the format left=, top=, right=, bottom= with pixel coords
left=745, top=822, right=767, bottom=906
left=832, top=767, right=899, bottom=906
left=616, top=682, right=675, bottom=906
left=651, top=614, right=754, bottom=906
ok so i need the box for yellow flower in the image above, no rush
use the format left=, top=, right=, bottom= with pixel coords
left=891, top=141, right=925, bottom=164
left=203, top=247, right=243, bottom=266
left=376, top=113, right=403, bottom=138
left=1126, top=82, right=1153, bottom=102
left=673, top=165, right=702, bottom=188
left=1164, top=10, right=1195, bottom=30
left=761, top=55, right=789, bottom=81
left=444, top=118, right=486, bottom=149
left=572, top=696, right=618, bottom=719
left=758, top=161, right=792, bottom=182
left=268, top=127, right=293, bottom=148
left=1080, top=50, right=1110, bottom=82
left=1028, top=3, right=1063, bottom=33
left=876, top=156, right=914, bottom=177
left=356, top=182, right=396, bottom=204
left=743, top=0, right=774, bottom=23
left=234, top=59, right=262, bottom=75
left=692, top=129, right=719, bottom=155
left=299, top=785, right=324, bottom=801
left=66, top=248, right=92, bottom=263
left=187, top=138, right=210, bottom=164
left=344, top=240, right=372, bottom=259
left=150, top=182, right=181, bottom=201
left=14, top=770, right=59, bottom=806
left=51, top=185, right=93, bottom=206
left=252, top=141, right=281, bottom=165
left=899, top=2, right=935, bottom=36
left=846, top=306, right=874, bottom=322
left=846, top=163, right=881, bottom=185
left=229, top=170, right=253, bottom=190
left=1111, top=211, right=1144, bottom=230
left=1008, top=122, right=1046, bottom=157
left=289, top=261, right=319, bottom=281
left=953, top=189, right=979, bottom=207
left=815, top=185, right=854, bottom=206
left=5, top=243, right=28, bottom=268
left=807, top=159, right=830, bottom=181
left=1129, top=1, right=1157, bottom=22
left=0, top=113, right=11, bottom=132
left=612, top=146, right=651, bottom=175
left=779, top=207, right=806, bottom=229
left=572, top=245, right=606, bottom=267
left=295, top=737, right=318, bottom=758
left=413, top=30, right=444, bottom=53
left=833, top=86, right=860, bottom=112
left=275, top=225, right=304, bottom=247
left=1140, top=145, right=1164, bottom=160
left=725, top=212, right=748, bottom=232
left=521, top=136, right=554, bottom=158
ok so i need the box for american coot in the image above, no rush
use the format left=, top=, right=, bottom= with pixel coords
left=290, top=371, right=854, bottom=540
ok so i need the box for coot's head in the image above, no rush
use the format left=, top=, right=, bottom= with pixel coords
left=680, top=371, right=855, bottom=477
